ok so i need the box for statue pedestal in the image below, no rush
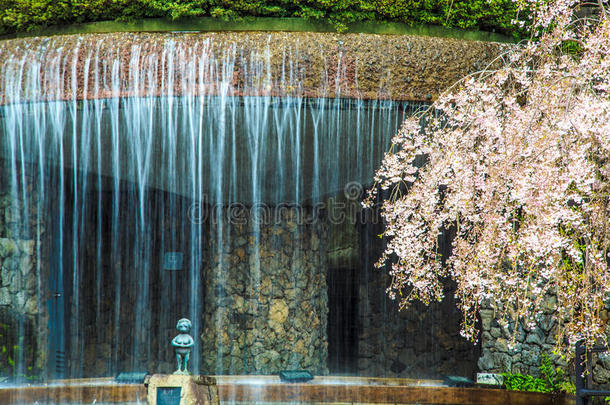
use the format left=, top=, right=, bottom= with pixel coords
left=145, top=374, right=219, bottom=405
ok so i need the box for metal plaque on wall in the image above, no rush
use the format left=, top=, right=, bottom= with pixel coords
left=157, top=387, right=182, bottom=405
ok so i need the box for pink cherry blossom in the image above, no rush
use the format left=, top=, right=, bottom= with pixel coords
left=367, top=0, right=610, bottom=354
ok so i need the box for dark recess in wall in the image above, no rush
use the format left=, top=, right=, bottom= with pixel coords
left=327, top=267, right=359, bottom=374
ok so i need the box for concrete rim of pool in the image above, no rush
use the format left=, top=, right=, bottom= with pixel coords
left=0, top=375, right=575, bottom=404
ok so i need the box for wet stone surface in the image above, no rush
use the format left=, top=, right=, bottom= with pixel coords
left=0, top=31, right=509, bottom=104
left=201, top=207, right=329, bottom=375
left=0, top=190, right=42, bottom=377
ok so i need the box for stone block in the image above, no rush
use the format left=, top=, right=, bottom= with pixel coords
left=18, top=240, right=34, bottom=256
left=525, top=331, right=544, bottom=346
left=145, top=374, right=219, bottom=405
left=479, top=309, right=494, bottom=330
left=15, top=291, right=26, bottom=308
left=541, top=295, right=557, bottom=314
left=24, top=296, right=37, bottom=315
left=491, top=352, right=512, bottom=372
left=520, top=349, right=540, bottom=369
left=476, top=372, right=504, bottom=386
left=0, top=263, right=8, bottom=287
left=599, top=353, right=610, bottom=370
left=538, top=316, right=556, bottom=332
left=0, top=288, right=10, bottom=305
left=8, top=270, right=21, bottom=294
left=269, top=300, right=289, bottom=324
left=495, top=338, right=510, bottom=353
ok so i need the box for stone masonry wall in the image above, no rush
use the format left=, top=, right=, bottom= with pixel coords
left=0, top=173, right=45, bottom=378
left=477, top=299, right=567, bottom=377
left=201, top=207, right=329, bottom=375
left=478, top=296, right=610, bottom=391
left=0, top=237, right=37, bottom=318
left=0, top=236, right=39, bottom=378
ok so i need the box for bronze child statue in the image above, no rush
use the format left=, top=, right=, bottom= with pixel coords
left=172, top=318, right=194, bottom=375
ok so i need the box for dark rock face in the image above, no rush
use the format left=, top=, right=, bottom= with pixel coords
left=350, top=218, right=479, bottom=379
left=355, top=270, right=480, bottom=379
left=326, top=199, right=480, bottom=378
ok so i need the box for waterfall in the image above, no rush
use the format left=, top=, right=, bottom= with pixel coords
left=0, top=32, right=428, bottom=379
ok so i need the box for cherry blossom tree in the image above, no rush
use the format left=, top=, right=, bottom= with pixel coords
left=368, top=0, right=610, bottom=354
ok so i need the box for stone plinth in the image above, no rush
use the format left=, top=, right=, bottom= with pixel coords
left=145, top=374, right=219, bottom=405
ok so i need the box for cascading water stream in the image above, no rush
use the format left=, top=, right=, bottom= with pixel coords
left=0, top=32, right=434, bottom=380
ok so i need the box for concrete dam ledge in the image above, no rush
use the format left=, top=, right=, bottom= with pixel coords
left=0, top=31, right=510, bottom=105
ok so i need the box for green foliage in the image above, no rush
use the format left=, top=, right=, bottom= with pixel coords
left=0, top=319, right=39, bottom=381
left=502, top=354, right=576, bottom=395
left=0, top=0, right=523, bottom=36
left=560, top=39, right=585, bottom=58
left=503, top=373, right=550, bottom=392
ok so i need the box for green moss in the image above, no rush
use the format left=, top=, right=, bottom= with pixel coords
left=0, top=0, right=525, bottom=38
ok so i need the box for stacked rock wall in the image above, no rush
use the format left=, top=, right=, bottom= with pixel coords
left=0, top=167, right=45, bottom=378
left=0, top=235, right=39, bottom=378
left=201, top=207, right=329, bottom=375
left=477, top=301, right=565, bottom=377
left=478, top=297, right=610, bottom=390
left=478, top=295, right=610, bottom=389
